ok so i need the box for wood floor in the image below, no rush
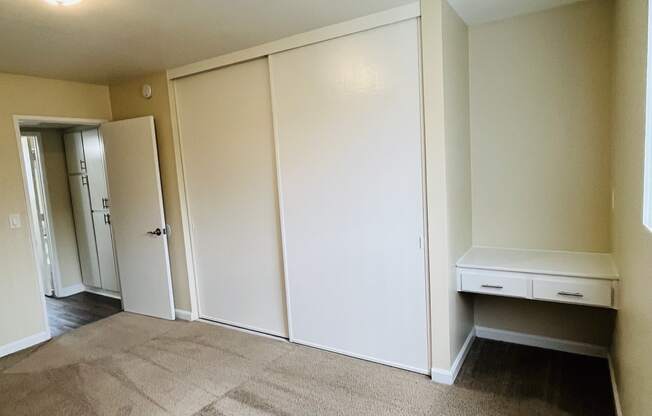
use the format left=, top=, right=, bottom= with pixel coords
left=457, top=338, right=616, bottom=416
left=45, top=292, right=122, bottom=337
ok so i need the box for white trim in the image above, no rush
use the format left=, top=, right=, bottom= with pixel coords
left=21, top=130, right=57, bottom=296
left=15, top=115, right=107, bottom=127
left=475, top=326, right=608, bottom=358
left=0, top=331, right=50, bottom=358
left=174, top=309, right=193, bottom=321
left=84, top=286, right=122, bottom=300
left=167, top=2, right=421, bottom=80
left=267, top=56, right=294, bottom=341
left=33, top=132, right=65, bottom=298
left=293, top=338, right=430, bottom=375
left=643, top=0, right=652, bottom=232
left=57, top=283, right=86, bottom=297
left=608, top=354, right=624, bottom=416
left=431, top=327, right=476, bottom=385
left=167, top=81, right=200, bottom=322
left=198, top=318, right=289, bottom=342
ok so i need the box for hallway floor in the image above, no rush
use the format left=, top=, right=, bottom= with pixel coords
left=45, top=292, right=122, bottom=337
left=0, top=313, right=615, bottom=416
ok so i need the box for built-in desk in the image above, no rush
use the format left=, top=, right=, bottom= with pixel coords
left=456, top=247, right=620, bottom=309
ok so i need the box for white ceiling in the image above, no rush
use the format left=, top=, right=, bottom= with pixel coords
left=448, top=0, right=584, bottom=26
left=0, top=0, right=586, bottom=84
left=0, top=0, right=414, bottom=84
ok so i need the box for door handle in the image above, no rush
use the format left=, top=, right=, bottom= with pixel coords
left=147, top=228, right=163, bottom=236
left=557, top=291, right=584, bottom=298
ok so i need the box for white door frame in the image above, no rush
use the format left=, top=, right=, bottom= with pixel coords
left=13, top=115, right=108, bottom=341
left=21, top=130, right=60, bottom=297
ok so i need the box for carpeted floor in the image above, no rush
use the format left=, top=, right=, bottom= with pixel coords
left=0, top=313, right=613, bottom=416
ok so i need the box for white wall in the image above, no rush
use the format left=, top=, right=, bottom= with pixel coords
left=38, top=128, right=84, bottom=290
left=468, top=0, right=615, bottom=345
left=610, top=0, right=652, bottom=413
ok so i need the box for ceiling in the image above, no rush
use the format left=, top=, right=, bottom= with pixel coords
left=447, top=0, right=584, bottom=26
left=1, top=0, right=584, bottom=84
left=0, top=0, right=414, bottom=84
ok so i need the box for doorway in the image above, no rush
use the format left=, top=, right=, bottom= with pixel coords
left=14, top=115, right=176, bottom=343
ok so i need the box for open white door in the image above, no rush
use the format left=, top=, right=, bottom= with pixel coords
left=100, top=116, right=175, bottom=320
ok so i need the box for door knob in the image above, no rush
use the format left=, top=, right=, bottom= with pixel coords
left=147, top=228, right=163, bottom=236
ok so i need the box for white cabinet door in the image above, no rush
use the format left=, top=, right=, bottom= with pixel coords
left=92, top=211, right=120, bottom=293
left=101, top=116, right=175, bottom=320
left=174, top=57, right=288, bottom=336
left=63, top=131, right=85, bottom=175
left=68, top=174, right=102, bottom=288
left=82, top=129, right=110, bottom=211
left=270, top=19, right=428, bottom=373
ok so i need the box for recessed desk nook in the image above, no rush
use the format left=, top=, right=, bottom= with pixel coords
left=457, top=247, right=619, bottom=309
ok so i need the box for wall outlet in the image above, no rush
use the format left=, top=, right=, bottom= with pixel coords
left=9, top=214, right=21, bottom=229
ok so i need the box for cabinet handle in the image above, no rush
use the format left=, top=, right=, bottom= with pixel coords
left=103, top=213, right=111, bottom=225
left=81, top=175, right=88, bottom=186
left=481, top=284, right=503, bottom=289
left=80, top=160, right=87, bottom=171
left=558, top=291, right=583, bottom=298
left=102, top=197, right=110, bottom=208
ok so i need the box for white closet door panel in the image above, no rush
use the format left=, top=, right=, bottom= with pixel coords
left=92, top=211, right=120, bottom=293
left=175, top=57, right=287, bottom=336
left=82, top=129, right=110, bottom=211
left=64, top=131, right=85, bottom=175
left=271, top=19, right=428, bottom=372
left=68, top=175, right=101, bottom=288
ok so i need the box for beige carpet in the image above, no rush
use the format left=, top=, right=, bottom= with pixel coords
left=0, top=313, right=568, bottom=416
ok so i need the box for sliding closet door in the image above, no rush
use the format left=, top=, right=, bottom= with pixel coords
left=270, top=19, right=428, bottom=372
left=175, top=57, right=288, bottom=337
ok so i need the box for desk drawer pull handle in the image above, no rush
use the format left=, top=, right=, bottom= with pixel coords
left=558, top=291, right=584, bottom=298
left=481, top=284, right=503, bottom=289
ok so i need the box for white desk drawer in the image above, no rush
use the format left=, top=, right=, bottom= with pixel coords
left=460, top=270, right=529, bottom=298
left=532, top=278, right=612, bottom=307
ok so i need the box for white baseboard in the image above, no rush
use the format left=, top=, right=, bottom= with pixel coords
left=175, top=309, right=193, bottom=321
left=475, top=326, right=608, bottom=358
left=56, top=283, right=85, bottom=298
left=431, top=327, right=476, bottom=385
left=608, top=354, right=623, bottom=416
left=84, top=286, right=121, bottom=300
left=0, top=331, right=50, bottom=358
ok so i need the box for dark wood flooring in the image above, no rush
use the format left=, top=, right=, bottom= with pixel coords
left=45, top=292, right=122, bottom=337
left=456, top=338, right=616, bottom=416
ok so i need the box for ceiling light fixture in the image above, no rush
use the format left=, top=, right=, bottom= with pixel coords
left=45, top=0, right=82, bottom=6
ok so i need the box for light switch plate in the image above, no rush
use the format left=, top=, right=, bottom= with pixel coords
left=9, top=214, right=21, bottom=229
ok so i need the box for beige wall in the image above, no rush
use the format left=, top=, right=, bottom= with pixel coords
left=422, top=0, right=474, bottom=371
left=468, top=0, right=616, bottom=345
left=475, top=296, right=615, bottom=345
left=441, top=0, right=474, bottom=365
left=37, top=128, right=84, bottom=289
left=469, top=0, right=613, bottom=253
left=0, top=72, right=111, bottom=347
left=109, top=73, right=191, bottom=311
left=610, top=0, right=652, bottom=413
